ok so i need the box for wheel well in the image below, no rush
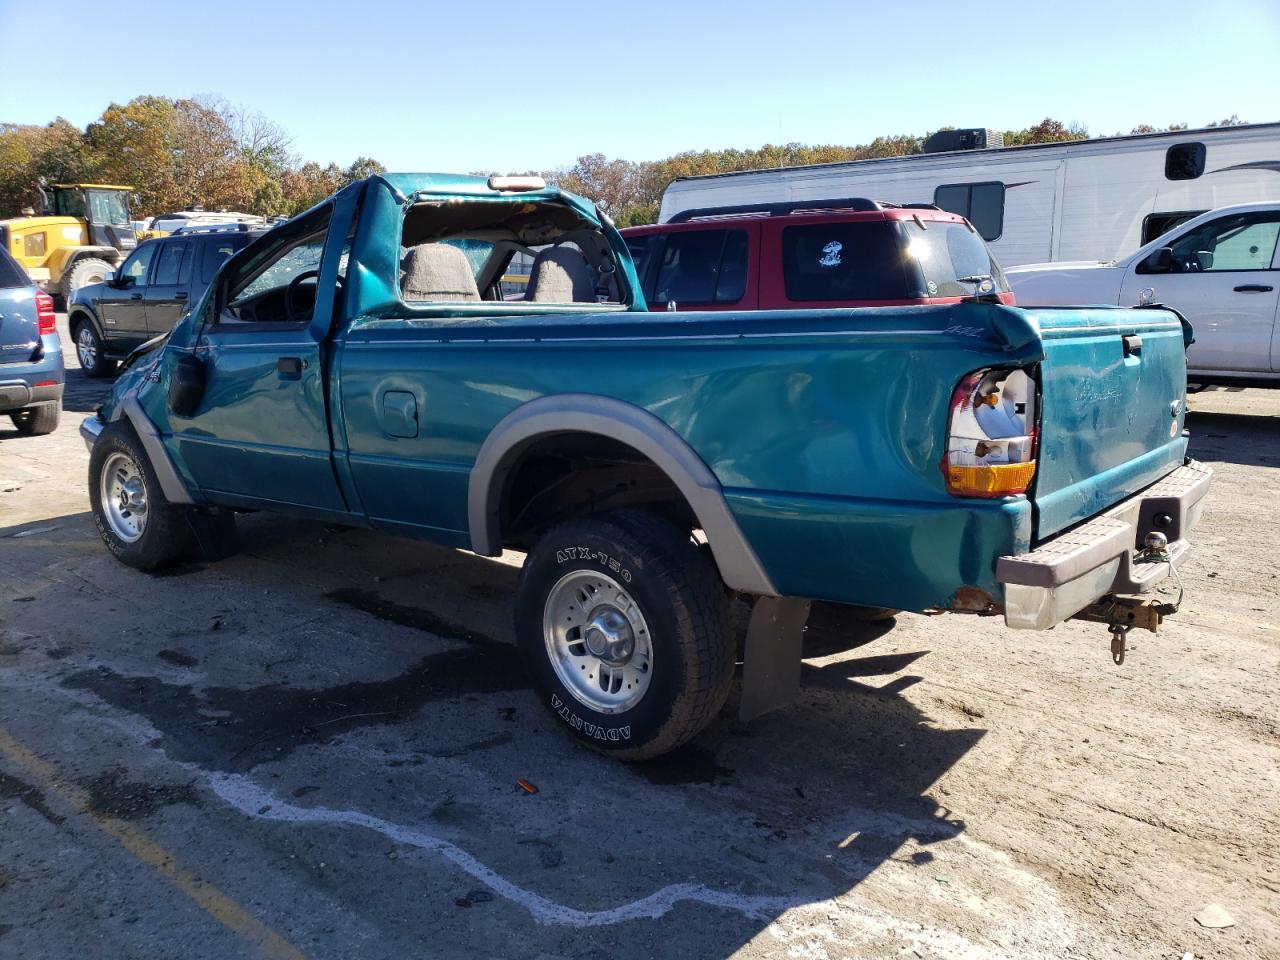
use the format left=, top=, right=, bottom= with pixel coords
left=500, top=433, right=697, bottom=550
left=68, top=308, right=94, bottom=338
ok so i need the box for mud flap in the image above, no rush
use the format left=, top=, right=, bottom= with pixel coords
left=738, top=597, right=811, bottom=723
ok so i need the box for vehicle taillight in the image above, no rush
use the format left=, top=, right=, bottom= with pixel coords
left=35, top=292, right=56, bottom=336
left=942, top=367, right=1039, bottom=498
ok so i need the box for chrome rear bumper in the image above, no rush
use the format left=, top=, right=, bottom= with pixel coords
left=998, top=460, right=1212, bottom=630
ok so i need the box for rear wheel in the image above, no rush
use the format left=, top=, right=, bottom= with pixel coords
left=516, top=510, right=733, bottom=760
left=89, top=423, right=193, bottom=570
left=73, top=318, right=115, bottom=378
left=65, top=258, right=112, bottom=298
left=9, top=403, right=61, bottom=436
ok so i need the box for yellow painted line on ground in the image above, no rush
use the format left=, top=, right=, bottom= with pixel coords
left=0, top=728, right=308, bottom=960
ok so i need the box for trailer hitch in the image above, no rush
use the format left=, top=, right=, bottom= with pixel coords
left=1075, top=597, right=1172, bottom=665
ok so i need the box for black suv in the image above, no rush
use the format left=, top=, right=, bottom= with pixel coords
left=68, top=223, right=267, bottom=377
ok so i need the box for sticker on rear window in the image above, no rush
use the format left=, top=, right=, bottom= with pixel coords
left=819, top=241, right=843, bottom=268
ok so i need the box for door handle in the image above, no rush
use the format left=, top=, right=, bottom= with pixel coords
left=277, top=356, right=305, bottom=380
left=1122, top=334, right=1143, bottom=357
left=1233, top=284, right=1274, bottom=293
left=175, top=292, right=188, bottom=300
left=130, top=293, right=143, bottom=300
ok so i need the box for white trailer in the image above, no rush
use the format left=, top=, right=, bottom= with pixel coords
left=658, top=124, right=1280, bottom=267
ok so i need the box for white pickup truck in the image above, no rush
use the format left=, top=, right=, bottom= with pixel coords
left=1008, top=203, right=1280, bottom=388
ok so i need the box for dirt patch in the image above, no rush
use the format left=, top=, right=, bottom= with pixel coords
left=84, top=767, right=200, bottom=820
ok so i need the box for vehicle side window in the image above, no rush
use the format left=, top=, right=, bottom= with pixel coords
left=200, top=240, right=240, bottom=285
left=1165, top=214, right=1280, bottom=272
left=781, top=222, right=912, bottom=301
left=1165, top=142, right=1206, bottom=181
left=934, top=182, right=1005, bottom=241
left=218, top=207, right=332, bottom=325
left=153, top=241, right=188, bottom=286
left=118, top=243, right=157, bottom=286
left=651, top=229, right=748, bottom=306
left=625, top=235, right=654, bottom=289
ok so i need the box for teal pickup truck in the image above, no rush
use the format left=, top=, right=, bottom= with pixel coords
left=82, top=173, right=1212, bottom=760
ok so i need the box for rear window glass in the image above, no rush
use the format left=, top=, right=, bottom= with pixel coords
left=905, top=221, right=1010, bottom=297
left=651, top=229, right=748, bottom=306
left=781, top=222, right=912, bottom=301
left=625, top=235, right=654, bottom=286
left=200, top=237, right=249, bottom=284
left=0, top=250, right=29, bottom=288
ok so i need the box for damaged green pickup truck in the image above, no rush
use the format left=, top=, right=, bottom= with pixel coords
left=82, top=173, right=1211, bottom=759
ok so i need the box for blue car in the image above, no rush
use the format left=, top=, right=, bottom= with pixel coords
left=0, top=247, right=64, bottom=435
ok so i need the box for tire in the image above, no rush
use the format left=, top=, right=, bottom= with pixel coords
left=89, top=422, right=194, bottom=570
left=9, top=403, right=61, bottom=436
left=65, top=258, right=112, bottom=298
left=516, top=509, right=733, bottom=761
left=72, top=315, right=116, bottom=378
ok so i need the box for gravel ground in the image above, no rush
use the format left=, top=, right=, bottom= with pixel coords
left=0, top=315, right=1276, bottom=959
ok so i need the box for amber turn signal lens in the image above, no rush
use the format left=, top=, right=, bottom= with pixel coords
left=945, top=461, right=1037, bottom=498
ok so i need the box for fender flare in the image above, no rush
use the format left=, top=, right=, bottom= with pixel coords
left=66, top=305, right=103, bottom=343
left=467, top=393, right=777, bottom=597
left=108, top=395, right=195, bottom=505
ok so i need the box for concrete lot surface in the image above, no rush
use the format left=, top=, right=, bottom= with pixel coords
left=0, top=316, right=1277, bottom=959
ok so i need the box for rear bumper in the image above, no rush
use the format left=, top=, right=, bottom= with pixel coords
left=0, top=378, right=63, bottom=413
left=997, top=459, right=1212, bottom=630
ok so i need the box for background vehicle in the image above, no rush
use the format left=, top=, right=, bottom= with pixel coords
left=149, top=208, right=265, bottom=236
left=68, top=223, right=267, bottom=377
left=1008, top=202, right=1280, bottom=387
left=621, top=199, right=1012, bottom=311
left=658, top=123, right=1280, bottom=267
left=82, top=173, right=1209, bottom=761
left=0, top=184, right=139, bottom=300
left=0, top=248, right=63, bottom=435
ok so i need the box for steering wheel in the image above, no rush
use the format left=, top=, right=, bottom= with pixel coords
left=284, top=270, right=344, bottom=324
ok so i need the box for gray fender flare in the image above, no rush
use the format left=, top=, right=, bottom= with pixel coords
left=108, top=395, right=195, bottom=505
left=467, top=393, right=777, bottom=597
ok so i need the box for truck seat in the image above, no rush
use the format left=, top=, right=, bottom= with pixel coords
left=401, top=244, right=480, bottom=301
left=525, top=246, right=596, bottom=303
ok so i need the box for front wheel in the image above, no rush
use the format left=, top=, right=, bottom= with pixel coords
left=516, top=510, right=733, bottom=761
left=73, top=318, right=115, bottom=378
left=89, top=423, right=194, bottom=570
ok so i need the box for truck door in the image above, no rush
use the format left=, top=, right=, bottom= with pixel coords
left=1119, top=210, right=1280, bottom=374
left=97, top=242, right=156, bottom=350
left=168, top=201, right=351, bottom=515
left=143, top=238, right=191, bottom=336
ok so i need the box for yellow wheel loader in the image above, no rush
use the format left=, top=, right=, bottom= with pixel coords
left=0, top=184, right=139, bottom=302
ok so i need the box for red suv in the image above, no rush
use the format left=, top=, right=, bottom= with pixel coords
left=621, top=198, right=1014, bottom=311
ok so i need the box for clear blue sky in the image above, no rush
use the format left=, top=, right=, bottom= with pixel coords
left=2, top=0, right=1277, bottom=172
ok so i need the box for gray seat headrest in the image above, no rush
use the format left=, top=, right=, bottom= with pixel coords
left=401, top=244, right=481, bottom=301
left=525, top=246, right=596, bottom=303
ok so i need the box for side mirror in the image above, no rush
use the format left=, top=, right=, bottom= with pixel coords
left=168, top=354, right=207, bottom=417
left=103, top=270, right=116, bottom=286
left=1138, top=247, right=1173, bottom=275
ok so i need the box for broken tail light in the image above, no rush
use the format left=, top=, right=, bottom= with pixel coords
left=943, top=367, right=1038, bottom=498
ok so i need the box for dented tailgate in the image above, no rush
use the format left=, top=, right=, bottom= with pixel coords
left=1031, top=307, right=1190, bottom=540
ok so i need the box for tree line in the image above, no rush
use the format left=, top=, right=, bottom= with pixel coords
left=0, top=98, right=1246, bottom=225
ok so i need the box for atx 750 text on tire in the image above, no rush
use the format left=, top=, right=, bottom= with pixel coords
left=516, top=509, right=733, bottom=760
left=89, top=422, right=194, bottom=570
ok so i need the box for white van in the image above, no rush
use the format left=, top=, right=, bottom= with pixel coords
left=1007, top=203, right=1280, bottom=387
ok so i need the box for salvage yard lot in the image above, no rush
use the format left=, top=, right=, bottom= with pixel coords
left=1, top=316, right=1277, bottom=960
